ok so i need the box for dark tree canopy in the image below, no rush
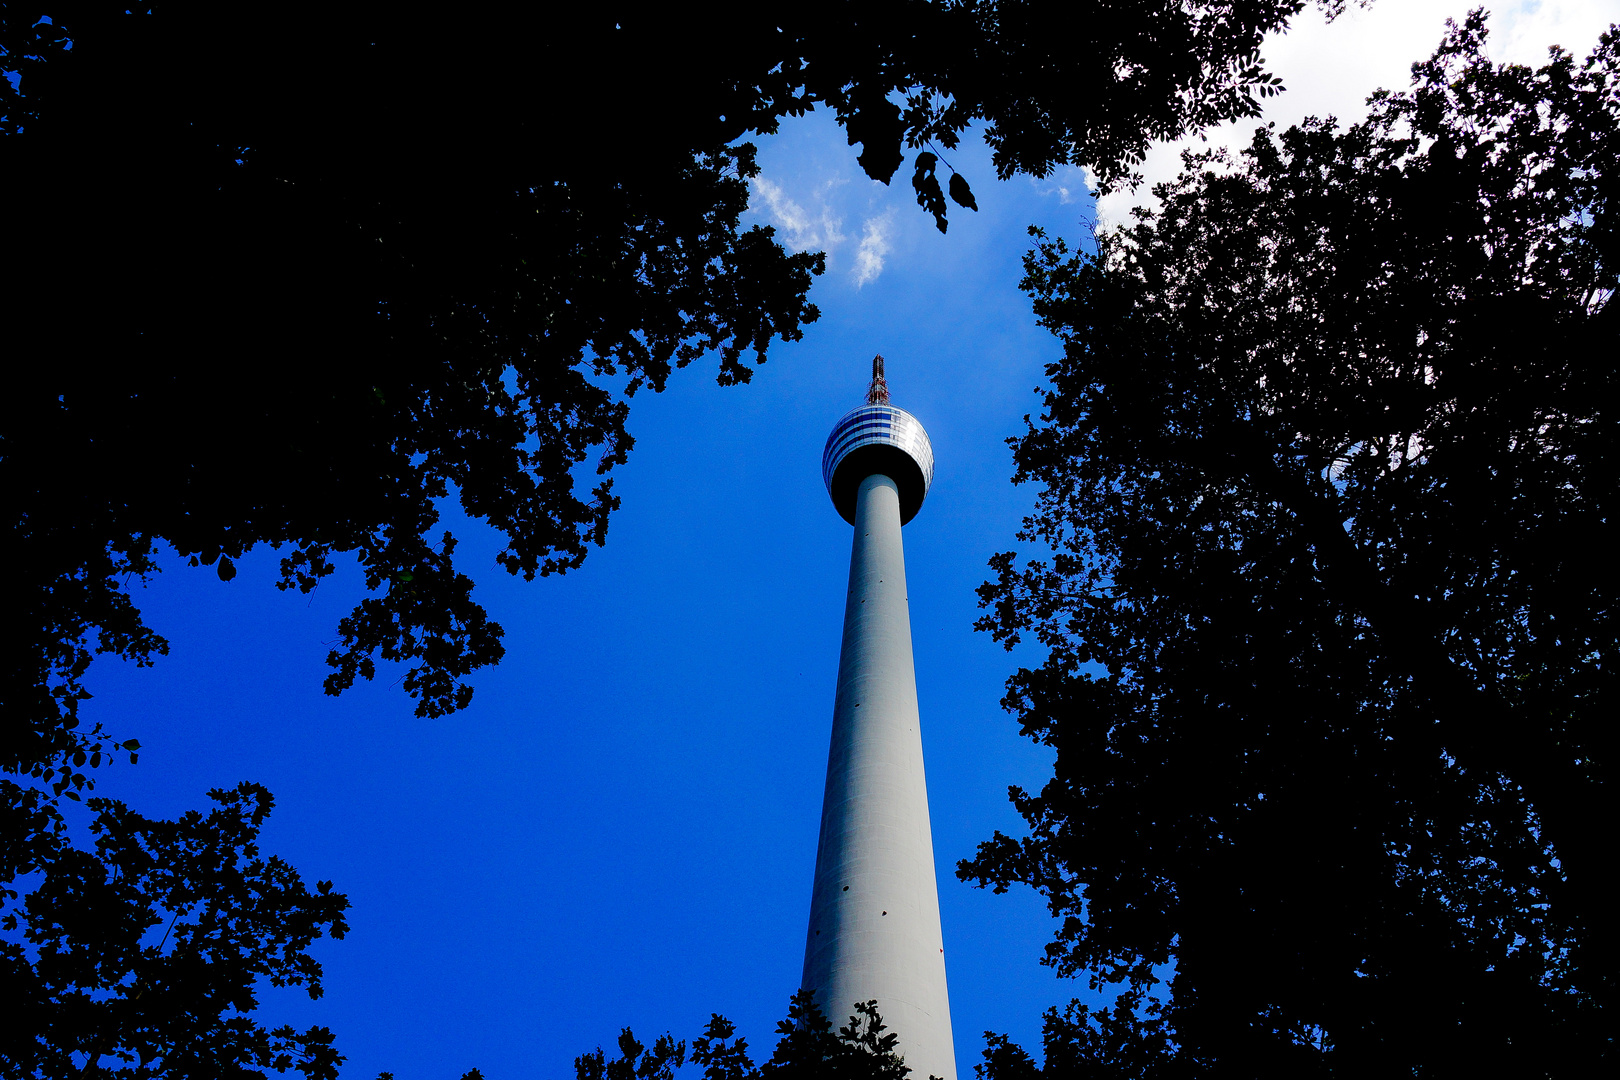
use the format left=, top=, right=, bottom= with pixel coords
left=0, top=782, right=349, bottom=1078
left=1, top=2, right=1381, bottom=1068
left=579, top=992, right=919, bottom=1080
left=2, top=5, right=823, bottom=795
left=978, top=994, right=1172, bottom=1080
left=964, top=15, right=1616, bottom=1076
left=2, top=0, right=1341, bottom=790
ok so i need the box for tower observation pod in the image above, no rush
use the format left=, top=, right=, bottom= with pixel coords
left=803, top=356, right=955, bottom=1080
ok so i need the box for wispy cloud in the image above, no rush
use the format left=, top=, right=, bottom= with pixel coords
left=1029, top=167, right=1085, bottom=205
left=749, top=161, right=902, bottom=286
left=751, top=177, right=845, bottom=252
left=851, top=211, right=894, bottom=288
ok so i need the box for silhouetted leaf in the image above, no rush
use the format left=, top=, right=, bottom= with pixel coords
left=948, top=172, right=978, bottom=211
left=845, top=88, right=905, bottom=184
left=912, top=153, right=948, bottom=233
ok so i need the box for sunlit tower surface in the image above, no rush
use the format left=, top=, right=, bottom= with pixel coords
left=803, top=356, right=955, bottom=1080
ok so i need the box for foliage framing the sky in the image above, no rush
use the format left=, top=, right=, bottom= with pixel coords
left=964, top=15, right=1616, bottom=1075
left=1, top=783, right=349, bottom=1077
left=3, top=1, right=1339, bottom=785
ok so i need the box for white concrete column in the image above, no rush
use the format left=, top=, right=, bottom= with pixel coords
left=802, top=472, right=956, bottom=1080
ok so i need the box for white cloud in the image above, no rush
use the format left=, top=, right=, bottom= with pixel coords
left=1093, top=0, right=1620, bottom=226
left=1029, top=166, right=1087, bottom=204
left=751, top=167, right=898, bottom=286
left=750, top=176, right=848, bottom=252
left=1492, top=0, right=1619, bottom=63
left=817, top=191, right=848, bottom=250
left=752, top=176, right=815, bottom=250
left=851, top=211, right=895, bottom=288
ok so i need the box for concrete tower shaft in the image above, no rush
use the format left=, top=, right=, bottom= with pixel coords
left=803, top=365, right=954, bottom=1080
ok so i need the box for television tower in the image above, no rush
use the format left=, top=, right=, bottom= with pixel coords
left=803, top=356, right=955, bottom=1080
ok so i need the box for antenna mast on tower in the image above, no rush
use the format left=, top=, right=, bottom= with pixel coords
left=866, top=354, right=890, bottom=405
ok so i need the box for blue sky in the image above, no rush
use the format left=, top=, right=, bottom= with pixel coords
left=82, top=110, right=1081, bottom=1079
left=75, top=4, right=1617, bottom=1077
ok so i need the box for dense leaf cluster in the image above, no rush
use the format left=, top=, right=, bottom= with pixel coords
left=964, top=15, right=1617, bottom=1076
left=580, top=993, right=920, bottom=1080
left=1, top=783, right=349, bottom=1078
left=2, top=6, right=821, bottom=779
left=978, top=993, right=1171, bottom=1080
left=2, top=3, right=1380, bottom=1070
left=3, top=1, right=1335, bottom=781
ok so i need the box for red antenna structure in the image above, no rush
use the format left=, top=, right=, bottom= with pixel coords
left=866, top=354, right=891, bottom=405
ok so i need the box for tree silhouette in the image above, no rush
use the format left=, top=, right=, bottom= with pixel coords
left=1, top=783, right=349, bottom=1078
left=2, top=2, right=1385, bottom=1066
left=978, top=992, right=1171, bottom=1080
left=581, top=992, right=925, bottom=1080
left=964, top=15, right=1616, bottom=1076
left=3, top=1, right=1351, bottom=784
